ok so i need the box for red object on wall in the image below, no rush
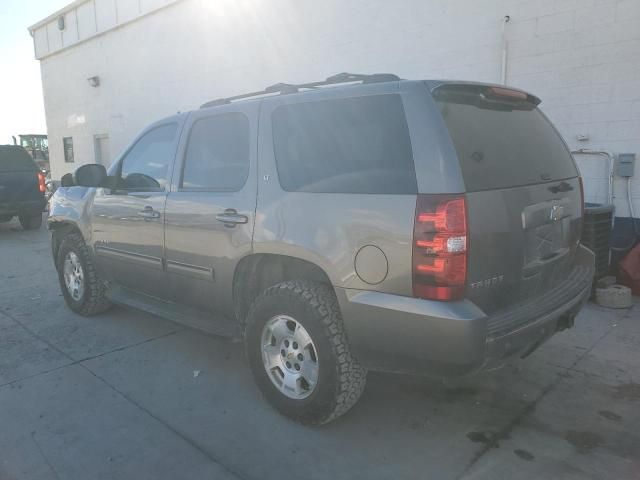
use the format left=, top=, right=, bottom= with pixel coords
left=618, top=243, right=640, bottom=296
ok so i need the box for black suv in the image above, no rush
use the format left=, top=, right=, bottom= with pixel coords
left=0, top=145, right=46, bottom=229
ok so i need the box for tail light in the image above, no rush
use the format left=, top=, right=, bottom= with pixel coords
left=413, top=194, right=468, bottom=301
left=578, top=176, right=585, bottom=217
left=37, top=172, right=46, bottom=193
left=485, top=86, right=528, bottom=101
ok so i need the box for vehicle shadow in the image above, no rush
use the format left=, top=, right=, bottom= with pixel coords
left=77, top=311, right=557, bottom=480
left=0, top=214, right=45, bottom=235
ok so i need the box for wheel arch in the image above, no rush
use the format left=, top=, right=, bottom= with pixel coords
left=232, top=253, right=333, bottom=325
left=49, top=221, right=84, bottom=269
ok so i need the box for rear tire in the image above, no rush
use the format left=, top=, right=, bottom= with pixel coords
left=18, top=213, right=42, bottom=230
left=245, top=280, right=367, bottom=425
left=56, top=232, right=112, bottom=316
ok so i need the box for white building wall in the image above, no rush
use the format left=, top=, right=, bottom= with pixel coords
left=32, top=0, right=640, bottom=217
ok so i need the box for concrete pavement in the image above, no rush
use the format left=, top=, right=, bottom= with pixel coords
left=1, top=217, right=638, bottom=479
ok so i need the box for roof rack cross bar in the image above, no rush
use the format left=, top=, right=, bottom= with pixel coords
left=264, top=83, right=299, bottom=94
left=325, top=72, right=400, bottom=84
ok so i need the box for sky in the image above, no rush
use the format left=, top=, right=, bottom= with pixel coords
left=0, top=0, right=69, bottom=145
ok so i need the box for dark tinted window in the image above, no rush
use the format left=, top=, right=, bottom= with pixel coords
left=435, top=86, right=577, bottom=192
left=120, top=123, right=177, bottom=191
left=63, top=137, right=74, bottom=163
left=272, top=95, right=416, bottom=194
left=181, top=113, right=250, bottom=191
left=0, top=146, right=38, bottom=172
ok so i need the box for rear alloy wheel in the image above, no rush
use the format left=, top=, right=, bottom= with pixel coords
left=246, top=280, right=367, bottom=425
left=261, top=315, right=320, bottom=399
left=18, top=213, right=42, bottom=230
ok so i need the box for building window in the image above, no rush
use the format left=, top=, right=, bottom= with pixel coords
left=63, top=137, right=74, bottom=163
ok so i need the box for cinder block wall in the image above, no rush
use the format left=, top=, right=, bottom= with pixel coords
left=35, top=0, right=640, bottom=217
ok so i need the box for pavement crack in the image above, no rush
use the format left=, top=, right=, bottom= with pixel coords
left=78, top=362, right=249, bottom=480
left=0, top=308, right=184, bottom=386
left=1, top=309, right=76, bottom=364
left=0, top=362, right=76, bottom=389
left=1, top=309, right=243, bottom=478
left=75, top=328, right=185, bottom=364
left=31, top=430, right=62, bottom=480
left=0, top=329, right=183, bottom=390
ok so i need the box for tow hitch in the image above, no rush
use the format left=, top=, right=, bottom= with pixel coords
left=556, top=313, right=576, bottom=332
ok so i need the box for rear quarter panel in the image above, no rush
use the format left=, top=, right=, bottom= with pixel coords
left=254, top=83, right=425, bottom=295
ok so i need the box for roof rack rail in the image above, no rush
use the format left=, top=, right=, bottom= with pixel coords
left=199, top=72, right=400, bottom=109
left=324, top=72, right=400, bottom=84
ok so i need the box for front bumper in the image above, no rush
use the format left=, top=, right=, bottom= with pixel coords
left=337, top=245, right=595, bottom=377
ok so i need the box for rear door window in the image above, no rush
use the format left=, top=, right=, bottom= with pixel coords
left=0, top=146, right=38, bottom=172
left=434, top=85, right=577, bottom=192
left=272, top=94, right=417, bottom=194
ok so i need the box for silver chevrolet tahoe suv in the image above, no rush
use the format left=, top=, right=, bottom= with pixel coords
left=49, top=73, right=595, bottom=425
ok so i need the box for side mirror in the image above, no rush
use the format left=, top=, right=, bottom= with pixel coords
left=73, top=164, right=107, bottom=187
left=60, top=173, right=75, bottom=187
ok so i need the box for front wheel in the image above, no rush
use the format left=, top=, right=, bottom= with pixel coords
left=245, top=280, right=367, bottom=425
left=56, top=232, right=112, bottom=316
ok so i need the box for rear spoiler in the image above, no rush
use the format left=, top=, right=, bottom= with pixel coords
left=427, top=81, right=541, bottom=106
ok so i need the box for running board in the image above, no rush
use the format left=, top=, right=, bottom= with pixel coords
left=107, top=285, right=242, bottom=339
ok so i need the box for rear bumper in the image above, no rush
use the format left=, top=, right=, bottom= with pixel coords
left=338, top=245, right=595, bottom=377
left=0, top=199, right=46, bottom=216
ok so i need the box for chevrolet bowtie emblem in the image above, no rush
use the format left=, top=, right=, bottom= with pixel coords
left=550, top=205, right=564, bottom=221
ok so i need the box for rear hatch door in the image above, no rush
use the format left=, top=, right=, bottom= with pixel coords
left=0, top=146, right=41, bottom=204
left=433, top=84, right=582, bottom=315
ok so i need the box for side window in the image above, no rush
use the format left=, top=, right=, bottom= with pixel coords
left=120, top=123, right=178, bottom=192
left=63, top=137, right=74, bottom=163
left=181, top=113, right=250, bottom=191
left=271, top=95, right=417, bottom=194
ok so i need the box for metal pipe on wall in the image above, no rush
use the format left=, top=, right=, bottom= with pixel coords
left=500, top=15, right=510, bottom=85
left=571, top=149, right=614, bottom=206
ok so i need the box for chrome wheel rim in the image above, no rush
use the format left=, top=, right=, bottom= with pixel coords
left=261, top=315, right=319, bottom=400
left=63, top=251, right=84, bottom=301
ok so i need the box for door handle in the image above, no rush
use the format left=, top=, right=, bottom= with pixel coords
left=215, top=209, right=248, bottom=226
left=137, top=206, right=161, bottom=220
left=548, top=181, right=573, bottom=194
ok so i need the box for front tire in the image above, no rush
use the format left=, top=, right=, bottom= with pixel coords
left=245, top=280, right=367, bottom=425
left=56, top=232, right=112, bottom=316
left=19, top=213, right=42, bottom=230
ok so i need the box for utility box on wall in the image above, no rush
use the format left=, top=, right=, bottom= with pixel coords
left=616, top=153, right=636, bottom=177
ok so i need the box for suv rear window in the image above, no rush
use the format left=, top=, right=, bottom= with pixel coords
left=434, top=85, right=577, bottom=192
left=0, top=146, right=38, bottom=172
left=272, top=94, right=417, bottom=194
